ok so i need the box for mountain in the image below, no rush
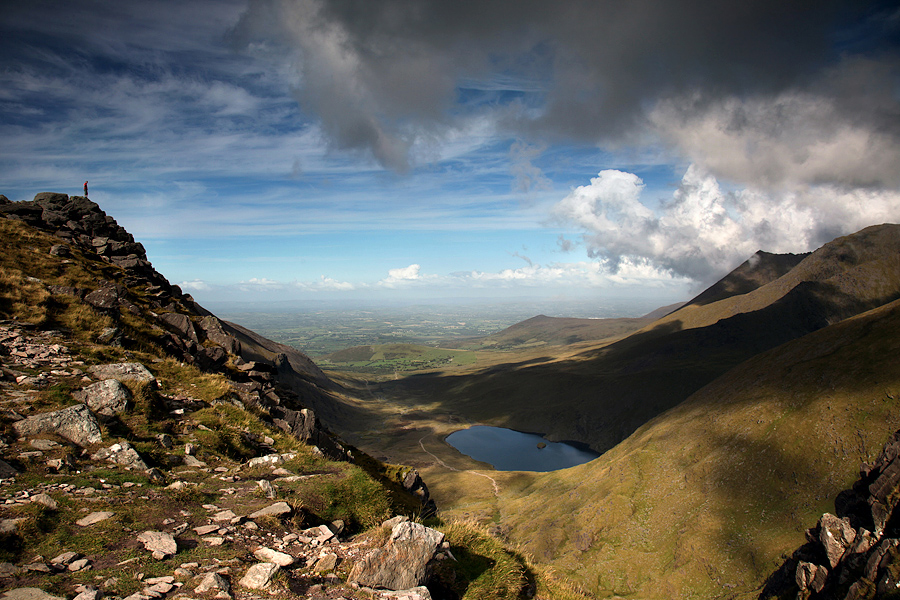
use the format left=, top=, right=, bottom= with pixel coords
left=499, top=294, right=900, bottom=598
left=0, top=193, right=539, bottom=600
left=383, top=224, right=900, bottom=455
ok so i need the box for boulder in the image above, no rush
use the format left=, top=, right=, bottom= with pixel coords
left=348, top=522, right=445, bottom=591
left=136, top=531, right=177, bottom=560
left=12, top=404, right=102, bottom=446
left=88, top=363, right=157, bottom=386
left=73, top=379, right=131, bottom=416
left=238, top=562, right=279, bottom=590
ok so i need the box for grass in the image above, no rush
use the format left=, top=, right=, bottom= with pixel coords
left=321, top=343, right=477, bottom=374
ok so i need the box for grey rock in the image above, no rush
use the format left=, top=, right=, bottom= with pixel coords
left=380, top=588, right=434, bottom=600
left=818, top=513, right=856, bottom=568
left=137, top=531, right=177, bottom=559
left=72, top=588, right=101, bottom=600
left=29, top=439, right=60, bottom=451
left=159, top=313, right=199, bottom=343
left=249, top=501, right=292, bottom=519
left=194, top=572, right=230, bottom=594
left=256, top=479, right=276, bottom=499
left=30, top=493, right=57, bottom=510
left=91, top=441, right=149, bottom=470
left=12, top=404, right=102, bottom=446
left=50, top=551, right=80, bottom=566
left=88, top=363, right=157, bottom=386
left=68, top=558, right=91, bottom=572
left=253, top=548, right=294, bottom=567
left=1, top=589, right=66, bottom=600
left=238, top=563, right=279, bottom=590
left=73, top=379, right=131, bottom=416
left=0, top=519, right=25, bottom=534
left=84, top=283, right=125, bottom=312
left=76, top=511, right=114, bottom=526
left=313, top=553, right=338, bottom=573
left=348, top=522, right=445, bottom=591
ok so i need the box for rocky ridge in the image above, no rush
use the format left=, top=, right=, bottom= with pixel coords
left=0, top=194, right=471, bottom=600
left=761, top=428, right=900, bottom=599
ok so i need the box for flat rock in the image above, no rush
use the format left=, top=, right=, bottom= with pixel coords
left=380, top=588, right=434, bottom=600
left=88, top=363, right=157, bottom=386
left=1, top=589, right=66, bottom=600
left=137, top=531, right=177, bottom=559
left=76, top=511, right=114, bottom=526
left=238, top=563, right=279, bottom=590
left=253, top=548, right=294, bottom=567
left=12, top=404, right=101, bottom=446
left=249, top=501, right=291, bottom=519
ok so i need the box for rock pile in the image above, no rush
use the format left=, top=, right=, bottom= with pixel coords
left=760, top=429, right=900, bottom=599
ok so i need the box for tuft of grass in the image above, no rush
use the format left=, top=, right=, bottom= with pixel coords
left=431, top=520, right=530, bottom=600
left=286, top=465, right=392, bottom=533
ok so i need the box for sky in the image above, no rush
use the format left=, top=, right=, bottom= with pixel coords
left=2, top=0, right=899, bottom=311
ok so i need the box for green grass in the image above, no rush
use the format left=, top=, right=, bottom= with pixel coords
left=321, top=343, right=477, bottom=374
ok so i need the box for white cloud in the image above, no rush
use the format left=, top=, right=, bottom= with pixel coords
left=380, top=264, right=422, bottom=287
left=553, top=165, right=900, bottom=286
left=179, top=279, right=211, bottom=291
left=295, top=276, right=356, bottom=292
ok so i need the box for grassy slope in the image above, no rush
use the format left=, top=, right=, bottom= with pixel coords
left=379, top=225, right=900, bottom=453
left=499, top=298, right=900, bottom=599
left=445, top=315, right=654, bottom=351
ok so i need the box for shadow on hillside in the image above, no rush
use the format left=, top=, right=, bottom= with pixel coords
left=699, top=429, right=828, bottom=594
left=373, top=283, right=900, bottom=454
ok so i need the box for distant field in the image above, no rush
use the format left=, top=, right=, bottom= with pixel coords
left=319, top=342, right=477, bottom=374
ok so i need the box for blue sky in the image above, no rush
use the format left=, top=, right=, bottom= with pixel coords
left=3, top=0, right=899, bottom=310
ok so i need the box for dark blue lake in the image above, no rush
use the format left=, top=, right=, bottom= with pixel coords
left=445, top=425, right=600, bottom=472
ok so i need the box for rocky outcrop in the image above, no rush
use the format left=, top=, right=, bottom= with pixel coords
left=760, top=429, right=900, bottom=599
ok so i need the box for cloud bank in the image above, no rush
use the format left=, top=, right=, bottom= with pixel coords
left=553, top=166, right=900, bottom=285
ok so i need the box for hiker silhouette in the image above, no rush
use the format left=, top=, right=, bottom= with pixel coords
left=84, top=181, right=88, bottom=197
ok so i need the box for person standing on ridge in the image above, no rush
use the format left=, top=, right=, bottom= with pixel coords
left=84, top=181, right=88, bottom=197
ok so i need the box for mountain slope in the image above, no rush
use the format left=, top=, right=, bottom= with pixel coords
left=385, top=224, right=900, bottom=453
left=499, top=296, right=900, bottom=598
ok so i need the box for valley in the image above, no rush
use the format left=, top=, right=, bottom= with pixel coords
left=3, top=193, right=900, bottom=600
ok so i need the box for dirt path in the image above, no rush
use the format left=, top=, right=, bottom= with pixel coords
left=418, top=434, right=500, bottom=497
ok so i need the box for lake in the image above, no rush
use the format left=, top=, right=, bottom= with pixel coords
left=445, top=425, right=601, bottom=472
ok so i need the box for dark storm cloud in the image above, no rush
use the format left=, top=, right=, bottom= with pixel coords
left=231, top=0, right=899, bottom=181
